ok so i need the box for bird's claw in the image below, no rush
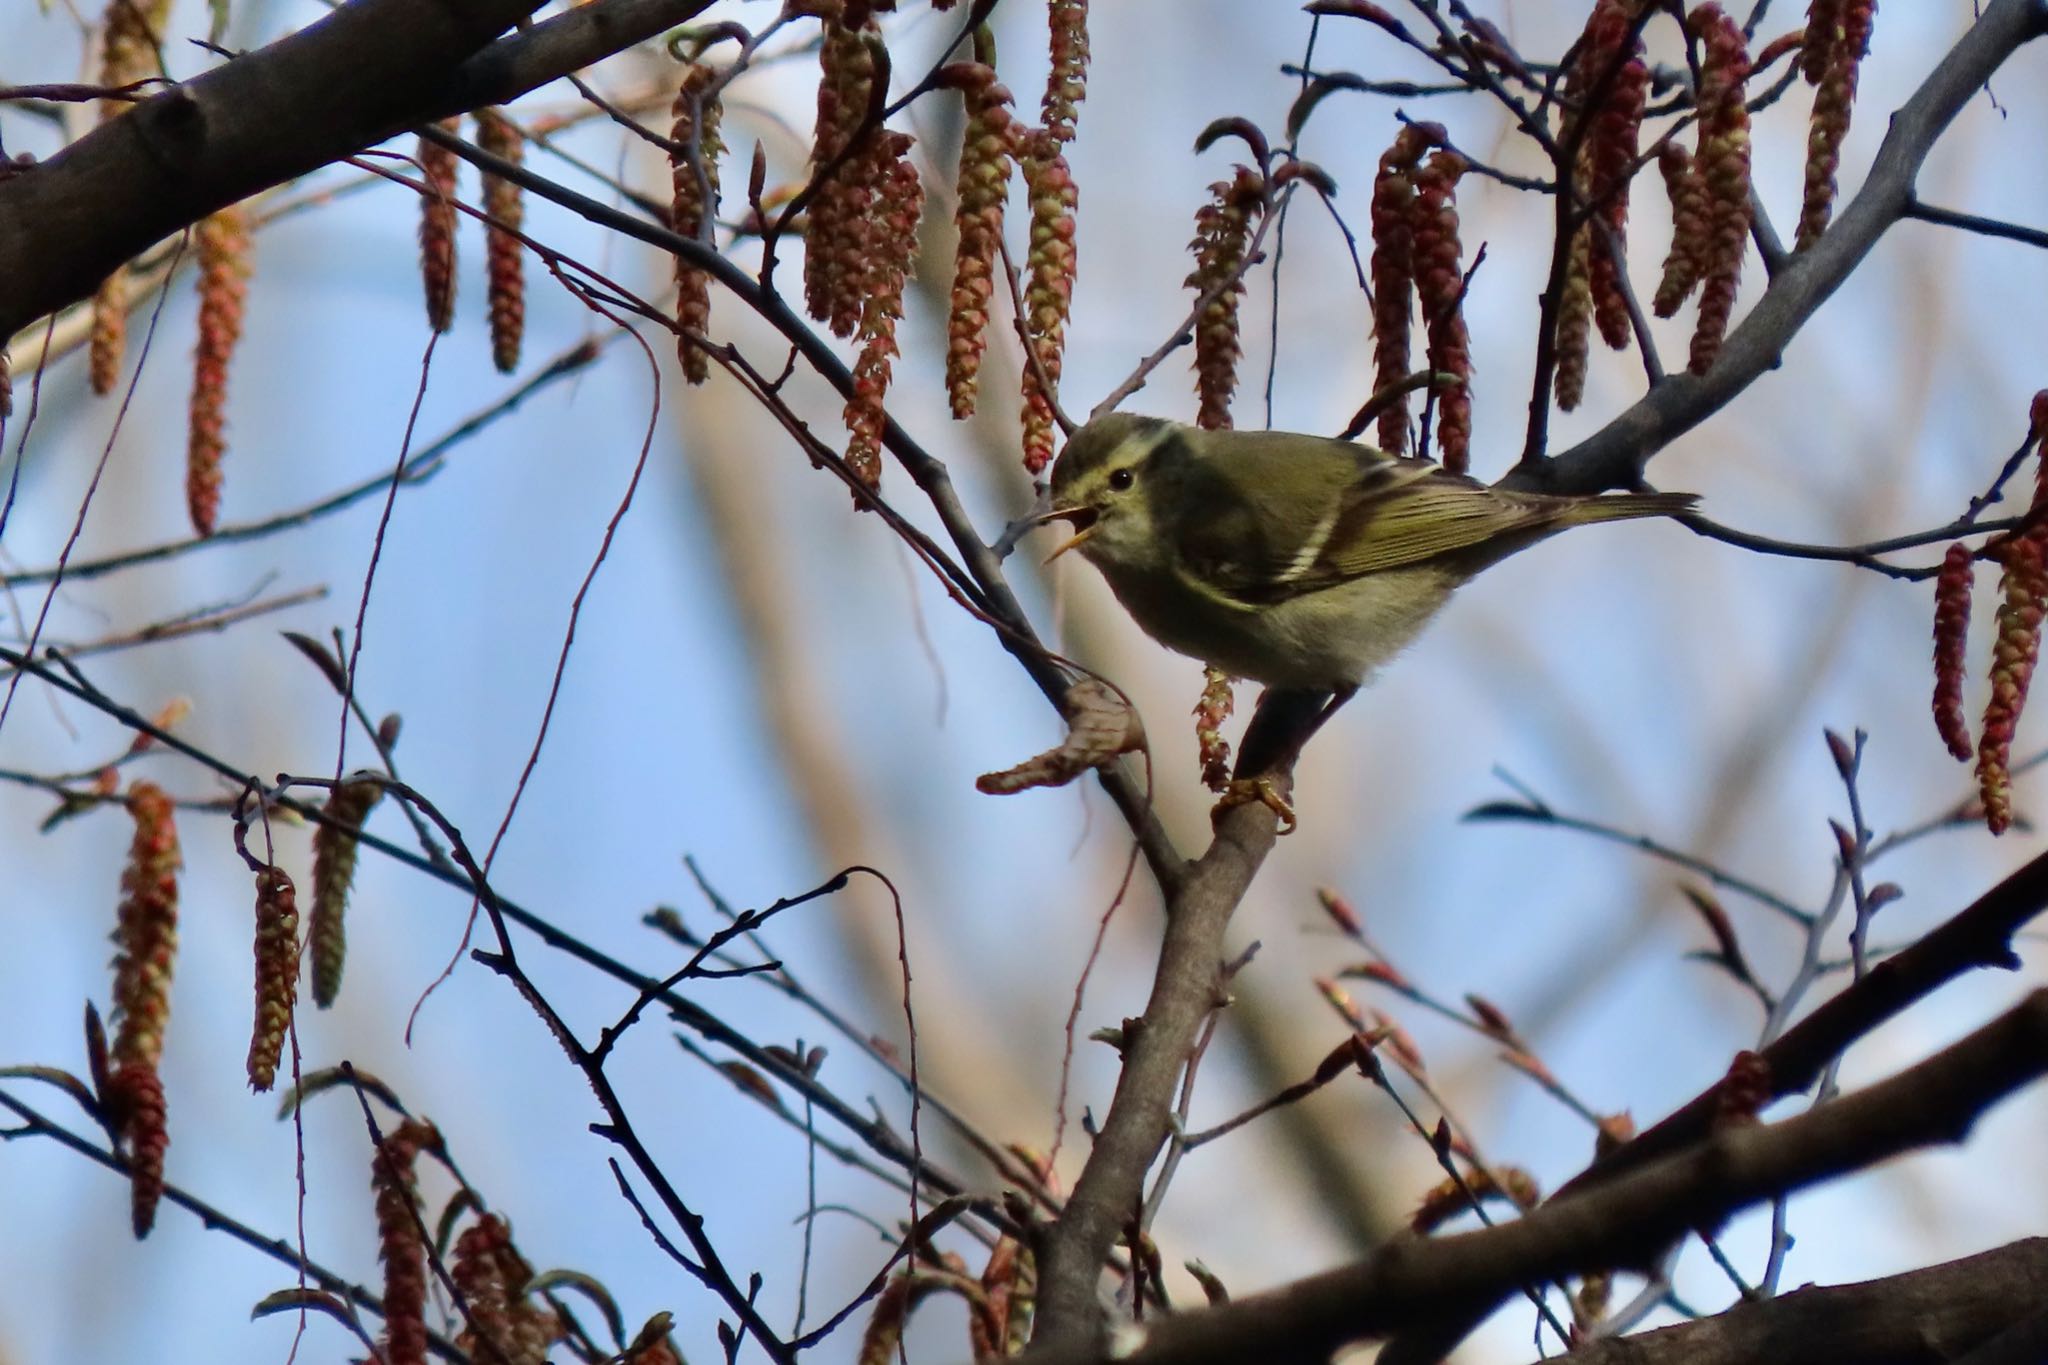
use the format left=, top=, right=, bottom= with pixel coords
left=1214, top=777, right=1296, bottom=834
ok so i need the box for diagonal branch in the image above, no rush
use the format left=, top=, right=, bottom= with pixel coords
left=0, top=0, right=716, bottom=338
left=1013, top=989, right=2048, bottom=1365
left=1543, top=1237, right=2048, bottom=1365
left=1521, top=0, right=2048, bottom=496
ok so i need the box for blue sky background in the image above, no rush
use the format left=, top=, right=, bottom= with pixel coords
left=3, top=2, right=2047, bottom=1362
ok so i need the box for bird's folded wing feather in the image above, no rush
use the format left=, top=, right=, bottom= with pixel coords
left=1173, top=446, right=1555, bottom=606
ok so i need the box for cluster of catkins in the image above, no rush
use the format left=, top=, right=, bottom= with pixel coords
left=736, top=0, right=1092, bottom=483
left=92, top=772, right=379, bottom=1241
left=1932, top=396, right=2048, bottom=835
left=80, top=0, right=533, bottom=533
left=1365, top=123, right=1474, bottom=471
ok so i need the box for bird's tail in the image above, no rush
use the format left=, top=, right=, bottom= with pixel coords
left=1558, top=490, right=1699, bottom=526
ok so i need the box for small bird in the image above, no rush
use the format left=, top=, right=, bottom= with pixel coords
left=1040, top=412, right=1696, bottom=694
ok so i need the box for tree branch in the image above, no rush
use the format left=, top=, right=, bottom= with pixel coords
left=1543, top=1238, right=2048, bottom=1365
left=1032, top=793, right=1285, bottom=1340
left=0, top=0, right=717, bottom=338
left=1013, top=990, right=2048, bottom=1365
left=1522, top=0, right=2048, bottom=496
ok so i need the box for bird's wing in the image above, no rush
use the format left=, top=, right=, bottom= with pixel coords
left=1173, top=443, right=1556, bottom=606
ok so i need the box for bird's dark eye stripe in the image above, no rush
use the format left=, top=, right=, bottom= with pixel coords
left=1109, top=467, right=1136, bottom=491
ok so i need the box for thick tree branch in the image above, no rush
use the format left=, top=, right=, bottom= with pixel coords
left=1032, top=794, right=1284, bottom=1340
left=1376, top=841, right=2048, bottom=1365
left=0, top=0, right=716, bottom=338
left=1013, top=990, right=2048, bottom=1365
left=1544, top=1238, right=2048, bottom=1365
left=1571, top=843, right=2048, bottom=1192
left=1522, top=0, right=2048, bottom=496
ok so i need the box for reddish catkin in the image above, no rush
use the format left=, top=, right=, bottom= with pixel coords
left=1569, top=2, right=1648, bottom=352
left=453, top=1213, right=558, bottom=1363
left=418, top=121, right=461, bottom=334
left=453, top=1215, right=524, bottom=1364
left=112, top=1061, right=168, bottom=1237
left=89, top=267, right=129, bottom=398
left=310, top=779, right=382, bottom=1009
left=806, top=16, right=879, bottom=336
left=476, top=108, right=528, bottom=374
left=1367, top=123, right=1440, bottom=452
left=1184, top=166, right=1265, bottom=431
left=246, top=865, right=299, bottom=1092
left=1020, top=136, right=1079, bottom=475
left=1553, top=227, right=1594, bottom=412
left=1933, top=543, right=1975, bottom=763
left=112, top=782, right=181, bottom=1071
left=1410, top=150, right=1472, bottom=472
left=88, top=0, right=171, bottom=396
left=1652, top=143, right=1710, bottom=316
left=844, top=135, right=924, bottom=493
left=187, top=204, right=251, bottom=536
left=1686, top=7, right=1753, bottom=375
left=1042, top=0, right=1090, bottom=147
left=371, top=1120, right=440, bottom=1365
left=1979, top=534, right=2048, bottom=835
left=1800, top=0, right=1847, bottom=86
left=1194, top=667, right=1235, bottom=793
left=944, top=66, right=1016, bottom=418
left=669, top=67, right=725, bottom=384
left=1796, top=0, right=1876, bottom=249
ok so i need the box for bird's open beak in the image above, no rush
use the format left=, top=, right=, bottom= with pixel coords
left=1032, top=505, right=1098, bottom=565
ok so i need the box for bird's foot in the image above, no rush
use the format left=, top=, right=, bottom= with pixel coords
left=1214, top=777, right=1296, bottom=834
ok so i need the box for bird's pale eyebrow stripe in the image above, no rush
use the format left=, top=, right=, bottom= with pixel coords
left=1274, top=503, right=1342, bottom=583
left=1131, top=422, right=1185, bottom=468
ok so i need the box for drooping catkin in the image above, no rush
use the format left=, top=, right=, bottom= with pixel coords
left=1410, top=150, right=1472, bottom=471
left=1796, top=0, right=1876, bottom=248
left=669, top=67, right=725, bottom=384
left=1652, top=143, right=1710, bottom=316
left=88, top=0, right=172, bottom=396
left=476, top=108, right=528, bottom=373
left=1568, top=0, right=1648, bottom=353
left=1979, top=535, right=2047, bottom=835
left=187, top=205, right=251, bottom=536
left=310, top=779, right=382, bottom=1008
left=1685, top=6, right=1753, bottom=375
left=246, top=865, right=299, bottom=1092
left=806, top=14, right=880, bottom=336
left=371, top=1120, right=441, bottom=1365
left=1194, top=667, right=1234, bottom=793
left=1041, top=0, right=1090, bottom=147
left=1367, top=123, right=1440, bottom=452
left=418, top=121, right=461, bottom=334
left=1184, top=166, right=1266, bottom=431
left=1932, top=542, right=1974, bottom=762
left=452, top=1214, right=559, bottom=1364
left=112, top=1062, right=168, bottom=1237
left=112, top=782, right=180, bottom=1072
left=944, top=66, right=1016, bottom=419
left=1019, top=135, right=1078, bottom=475
left=1553, top=226, right=1594, bottom=412
left=108, top=780, right=179, bottom=1238
left=844, top=135, right=923, bottom=493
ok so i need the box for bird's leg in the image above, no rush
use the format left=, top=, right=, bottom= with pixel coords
left=1214, top=685, right=1358, bottom=833
left=1214, top=776, right=1298, bottom=833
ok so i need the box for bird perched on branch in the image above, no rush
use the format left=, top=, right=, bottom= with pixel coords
left=1036, top=413, right=1695, bottom=819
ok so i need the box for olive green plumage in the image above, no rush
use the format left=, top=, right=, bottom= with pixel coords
left=1044, top=413, right=1695, bottom=689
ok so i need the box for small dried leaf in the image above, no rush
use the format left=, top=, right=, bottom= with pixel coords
left=976, top=679, right=1143, bottom=793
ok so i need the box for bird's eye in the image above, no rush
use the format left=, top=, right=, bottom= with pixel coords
left=1108, top=467, right=1136, bottom=492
